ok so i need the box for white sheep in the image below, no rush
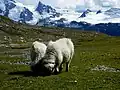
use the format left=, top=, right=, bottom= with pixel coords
left=41, top=38, right=74, bottom=74
left=30, top=41, right=47, bottom=66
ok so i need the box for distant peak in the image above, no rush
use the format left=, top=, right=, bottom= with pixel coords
left=105, top=8, right=120, bottom=17
left=96, top=10, right=102, bottom=14
left=86, top=9, right=92, bottom=12
left=38, top=1, right=42, bottom=4
left=106, top=8, right=120, bottom=12
left=80, top=9, right=92, bottom=18
left=37, top=1, right=44, bottom=7
left=4, top=0, right=15, bottom=3
left=35, top=1, right=57, bottom=14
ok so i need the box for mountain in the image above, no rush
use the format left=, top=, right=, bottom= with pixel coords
left=19, top=7, right=33, bottom=23
left=75, top=8, right=120, bottom=24
left=0, top=0, right=16, bottom=16
left=58, top=21, right=120, bottom=36
left=0, top=0, right=34, bottom=23
left=1, top=0, right=120, bottom=36
left=80, top=9, right=92, bottom=17
left=96, top=10, right=102, bottom=14
left=2, top=0, right=120, bottom=25
left=35, top=1, right=61, bottom=17
left=43, top=17, right=120, bottom=36
left=104, top=8, right=120, bottom=18
left=35, top=1, right=56, bottom=14
left=0, top=0, right=60, bottom=25
left=35, top=1, right=61, bottom=26
left=4, top=0, right=16, bottom=16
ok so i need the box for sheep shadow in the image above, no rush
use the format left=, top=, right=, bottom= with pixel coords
left=8, top=71, right=52, bottom=77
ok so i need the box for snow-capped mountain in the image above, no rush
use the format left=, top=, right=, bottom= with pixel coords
left=80, top=9, right=92, bottom=17
left=35, top=1, right=56, bottom=14
left=0, top=0, right=16, bottom=16
left=96, top=10, right=102, bottom=14
left=1, top=0, right=120, bottom=25
left=0, top=0, right=60, bottom=25
left=47, top=8, right=120, bottom=36
left=1, top=0, right=120, bottom=35
left=35, top=1, right=60, bottom=25
left=72, top=8, right=120, bottom=24
left=19, top=7, right=33, bottom=23
left=105, top=8, right=120, bottom=18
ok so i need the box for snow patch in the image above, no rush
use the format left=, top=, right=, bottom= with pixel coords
left=0, top=0, right=5, bottom=11
left=8, top=6, right=24, bottom=21
left=51, top=8, right=80, bottom=22
left=26, top=11, right=42, bottom=25
left=15, top=2, right=35, bottom=12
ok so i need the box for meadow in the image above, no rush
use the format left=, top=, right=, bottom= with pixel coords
left=0, top=16, right=120, bottom=90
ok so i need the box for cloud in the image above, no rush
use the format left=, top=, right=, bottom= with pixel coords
left=75, top=0, right=120, bottom=11
left=15, top=0, right=120, bottom=10
left=15, top=0, right=39, bottom=5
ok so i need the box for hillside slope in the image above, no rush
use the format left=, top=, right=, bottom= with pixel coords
left=0, top=15, right=107, bottom=45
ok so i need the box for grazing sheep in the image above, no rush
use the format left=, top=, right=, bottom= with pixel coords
left=30, top=41, right=47, bottom=67
left=41, top=38, right=74, bottom=74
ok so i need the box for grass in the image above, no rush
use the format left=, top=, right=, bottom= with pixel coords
left=0, top=15, right=120, bottom=90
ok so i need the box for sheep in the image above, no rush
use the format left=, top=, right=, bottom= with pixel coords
left=40, top=38, right=74, bottom=74
left=30, top=41, right=47, bottom=67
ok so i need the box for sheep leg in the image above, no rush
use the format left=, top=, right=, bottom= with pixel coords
left=59, top=63, right=63, bottom=72
left=34, top=53, right=39, bottom=64
left=31, top=50, right=36, bottom=61
left=66, top=59, right=71, bottom=72
left=54, top=53, right=63, bottom=74
left=30, top=51, right=37, bottom=66
left=53, top=65, right=59, bottom=74
left=54, top=62, right=60, bottom=73
left=66, top=62, right=69, bottom=72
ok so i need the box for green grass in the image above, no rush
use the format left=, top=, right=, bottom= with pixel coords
left=0, top=36, right=120, bottom=90
left=0, top=15, right=120, bottom=90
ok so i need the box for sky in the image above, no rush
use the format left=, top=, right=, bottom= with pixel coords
left=16, top=0, right=120, bottom=11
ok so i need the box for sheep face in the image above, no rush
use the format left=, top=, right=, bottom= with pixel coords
left=43, top=63, right=55, bottom=73
left=30, top=61, right=54, bottom=75
left=41, top=54, right=56, bottom=74
left=42, top=57, right=55, bottom=73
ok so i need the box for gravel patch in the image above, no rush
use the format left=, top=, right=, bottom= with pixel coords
left=91, top=65, right=120, bottom=72
left=0, top=60, right=30, bottom=65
